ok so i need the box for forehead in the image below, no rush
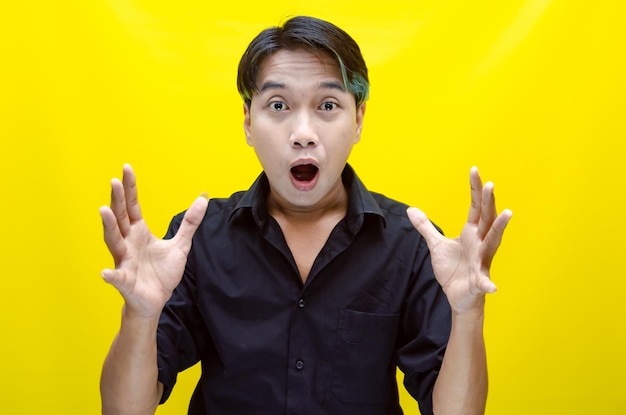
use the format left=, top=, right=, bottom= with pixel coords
left=256, top=49, right=343, bottom=86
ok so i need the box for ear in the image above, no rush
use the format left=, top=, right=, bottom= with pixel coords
left=354, top=102, right=366, bottom=143
left=243, top=103, right=252, bottom=146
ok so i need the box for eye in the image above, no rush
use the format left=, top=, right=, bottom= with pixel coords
left=320, top=102, right=338, bottom=111
left=269, top=101, right=288, bottom=111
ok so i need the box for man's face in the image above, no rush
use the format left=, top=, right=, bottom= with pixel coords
left=244, top=49, right=365, bottom=212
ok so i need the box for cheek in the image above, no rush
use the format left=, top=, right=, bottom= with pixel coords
left=249, top=132, right=281, bottom=165
left=246, top=116, right=268, bottom=146
left=248, top=112, right=277, bottom=135
left=329, top=125, right=359, bottom=150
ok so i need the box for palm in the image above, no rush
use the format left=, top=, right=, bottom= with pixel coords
left=408, top=168, right=512, bottom=314
left=108, top=220, right=188, bottom=314
left=100, top=165, right=208, bottom=318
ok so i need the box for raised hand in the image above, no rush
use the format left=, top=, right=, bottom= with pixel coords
left=99, top=164, right=209, bottom=318
left=407, top=167, right=512, bottom=314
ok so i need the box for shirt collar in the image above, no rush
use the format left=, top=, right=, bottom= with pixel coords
left=229, top=164, right=386, bottom=230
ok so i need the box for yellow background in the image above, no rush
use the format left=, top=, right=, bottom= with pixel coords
left=1, top=0, right=624, bottom=413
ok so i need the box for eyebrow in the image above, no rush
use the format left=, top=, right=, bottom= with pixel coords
left=259, top=81, right=285, bottom=92
left=258, top=80, right=347, bottom=93
left=319, top=81, right=346, bottom=92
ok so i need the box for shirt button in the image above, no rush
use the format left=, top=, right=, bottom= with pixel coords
left=295, top=359, right=305, bottom=370
left=298, top=298, right=305, bottom=308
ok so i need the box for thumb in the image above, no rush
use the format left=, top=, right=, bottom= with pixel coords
left=173, top=196, right=209, bottom=250
left=101, top=268, right=125, bottom=288
left=407, top=207, right=443, bottom=246
left=478, top=275, right=498, bottom=294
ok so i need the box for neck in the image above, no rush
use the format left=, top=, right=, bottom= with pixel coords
left=267, top=182, right=349, bottom=225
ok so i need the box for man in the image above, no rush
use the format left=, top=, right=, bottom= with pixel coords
left=99, top=15, right=511, bottom=415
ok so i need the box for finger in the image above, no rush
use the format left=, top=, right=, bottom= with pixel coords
left=100, top=205, right=127, bottom=264
left=109, top=178, right=131, bottom=236
left=122, top=164, right=143, bottom=224
left=477, top=181, right=497, bottom=239
left=407, top=206, right=444, bottom=248
left=467, top=166, right=483, bottom=224
left=481, top=209, right=513, bottom=269
left=172, top=196, right=209, bottom=253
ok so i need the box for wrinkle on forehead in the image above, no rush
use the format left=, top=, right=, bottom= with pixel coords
left=255, top=50, right=345, bottom=91
left=259, top=80, right=346, bottom=94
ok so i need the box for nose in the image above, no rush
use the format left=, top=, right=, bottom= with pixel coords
left=290, top=135, right=318, bottom=148
left=289, top=111, right=319, bottom=148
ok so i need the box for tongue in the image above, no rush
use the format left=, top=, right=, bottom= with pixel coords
left=291, top=165, right=318, bottom=182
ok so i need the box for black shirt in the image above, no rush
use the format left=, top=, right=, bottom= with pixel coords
left=157, top=165, right=451, bottom=415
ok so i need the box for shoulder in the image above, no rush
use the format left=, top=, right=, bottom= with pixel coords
left=166, top=191, right=247, bottom=237
left=370, top=192, right=410, bottom=220
left=371, top=191, right=444, bottom=237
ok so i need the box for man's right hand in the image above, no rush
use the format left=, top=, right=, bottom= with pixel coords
left=99, top=164, right=209, bottom=319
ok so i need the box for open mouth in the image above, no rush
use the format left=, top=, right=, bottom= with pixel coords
left=290, top=164, right=318, bottom=182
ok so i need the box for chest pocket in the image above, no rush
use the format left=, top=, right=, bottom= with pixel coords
left=331, top=309, right=400, bottom=404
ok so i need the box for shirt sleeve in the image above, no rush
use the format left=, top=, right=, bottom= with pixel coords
left=157, top=214, right=206, bottom=404
left=395, top=235, right=452, bottom=415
